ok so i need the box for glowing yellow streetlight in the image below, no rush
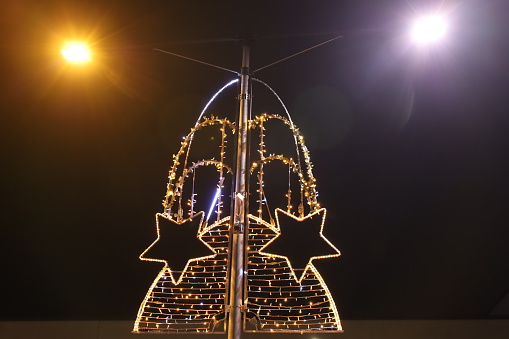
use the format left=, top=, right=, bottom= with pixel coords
left=61, top=42, right=91, bottom=63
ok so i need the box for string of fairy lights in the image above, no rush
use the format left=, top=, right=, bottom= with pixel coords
left=134, top=81, right=341, bottom=333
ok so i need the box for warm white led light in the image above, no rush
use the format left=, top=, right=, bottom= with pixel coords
left=257, top=208, right=341, bottom=283
left=136, top=105, right=342, bottom=333
left=139, top=211, right=218, bottom=285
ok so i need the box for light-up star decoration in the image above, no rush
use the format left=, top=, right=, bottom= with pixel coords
left=134, top=80, right=342, bottom=334
left=260, top=208, right=340, bottom=283
left=140, top=211, right=216, bottom=285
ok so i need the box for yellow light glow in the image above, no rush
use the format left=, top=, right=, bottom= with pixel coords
left=61, top=42, right=91, bottom=63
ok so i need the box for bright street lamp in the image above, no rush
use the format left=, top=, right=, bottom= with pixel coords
left=411, top=16, right=447, bottom=44
left=61, top=42, right=91, bottom=63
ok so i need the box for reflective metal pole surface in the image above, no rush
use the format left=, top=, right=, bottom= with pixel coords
left=228, top=44, right=250, bottom=339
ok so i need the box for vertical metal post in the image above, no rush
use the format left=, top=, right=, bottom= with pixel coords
left=228, top=45, right=250, bottom=339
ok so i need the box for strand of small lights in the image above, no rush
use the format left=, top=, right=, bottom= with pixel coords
left=243, top=111, right=341, bottom=331
left=175, top=79, right=236, bottom=220
left=258, top=208, right=340, bottom=283
left=136, top=220, right=230, bottom=333
left=245, top=216, right=341, bottom=332
left=215, top=121, right=228, bottom=224
left=250, top=154, right=302, bottom=220
left=175, top=79, right=237, bottom=217
left=136, top=107, right=341, bottom=332
left=249, top=113, right=320, bottom=213
left=252, top=78, right=303, bottom=171
left=137, top=115, right=234, bottom=332
left=171, top=160, right=232, bottom=218
left=189, top=171, right=197, bottom=218
left=164, top=117, right=235, bottom=214
left=257, top=117, right=266, bottom=220
left=286, top=163, right=292, bottom=213
left=139, top=212, right=219, bottom=285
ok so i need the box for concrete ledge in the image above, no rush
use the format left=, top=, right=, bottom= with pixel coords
left=1, top=320, right=509, bottom=339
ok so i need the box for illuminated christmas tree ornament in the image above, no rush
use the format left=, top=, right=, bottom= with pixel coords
left=134, top=45, right=342, bottom=335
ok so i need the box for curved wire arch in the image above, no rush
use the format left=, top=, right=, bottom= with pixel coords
left=251, top=78, right=302, bottom=164
left=195, top=79, right=239, bottom=126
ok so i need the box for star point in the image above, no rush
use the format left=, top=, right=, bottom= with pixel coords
left=260, top=208, right=340, bottom=282
left=140, top=211, right=216, bottom=285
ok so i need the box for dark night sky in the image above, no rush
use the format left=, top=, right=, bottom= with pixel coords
left=1, top=0, right=509, bottom=320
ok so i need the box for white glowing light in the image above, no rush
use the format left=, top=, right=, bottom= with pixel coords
left=206, top=187, right=222, bottom=221
left=206, top=177, right=224, bottom=222
left=61, top=42, right=91, bottom=63
left=412, top=16, right=447, bottom=44
left=196, top=79, right=238, bottom=126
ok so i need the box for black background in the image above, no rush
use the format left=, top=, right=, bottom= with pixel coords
left=1, top=0, right=509, bottom=320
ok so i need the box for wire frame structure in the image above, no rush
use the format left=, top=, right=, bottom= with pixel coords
left=133, top=77, right=342, bottom=334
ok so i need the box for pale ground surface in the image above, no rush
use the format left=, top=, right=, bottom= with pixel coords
left=1, top=320, right=509, bottom=339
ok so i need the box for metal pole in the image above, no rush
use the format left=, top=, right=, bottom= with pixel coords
left=228, top=45, right=250, bottom=339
